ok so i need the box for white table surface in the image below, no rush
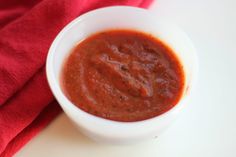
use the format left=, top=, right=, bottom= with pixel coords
left=16, top=0, right=236, bottom=156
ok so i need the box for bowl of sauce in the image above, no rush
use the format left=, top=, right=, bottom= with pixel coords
left=46, top=6, right=198, bottom=143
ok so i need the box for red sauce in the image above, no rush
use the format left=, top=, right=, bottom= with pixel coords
left=61, top=30, right=185, bottom=122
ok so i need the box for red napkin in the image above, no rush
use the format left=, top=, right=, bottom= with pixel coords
left=0, top=0, right=153, bottom=156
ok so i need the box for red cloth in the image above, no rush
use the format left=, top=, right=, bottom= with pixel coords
left=0, top=0, right=153, bottom=156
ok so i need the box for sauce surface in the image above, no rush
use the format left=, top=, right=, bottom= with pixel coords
left=61, top=30, right=184, bottom=122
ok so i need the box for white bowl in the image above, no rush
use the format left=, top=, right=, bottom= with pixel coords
left=46, top=6, right=198, bottom=144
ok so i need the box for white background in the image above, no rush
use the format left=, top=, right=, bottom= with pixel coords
left=16, top=0, right=236, bottom=156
